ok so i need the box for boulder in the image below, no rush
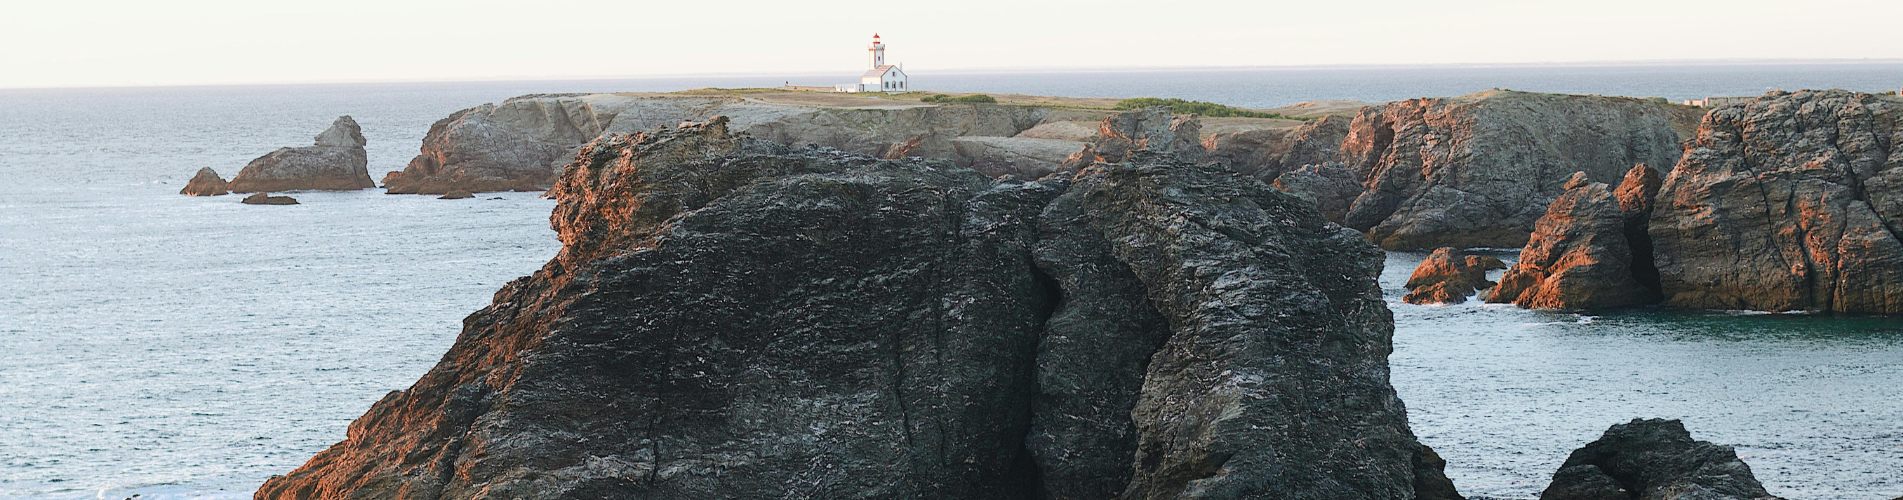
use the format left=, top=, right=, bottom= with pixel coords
left=437, top=190, right=474, bottom=200
left=1650, top=90, right=1903, bottom=314
left=1540, top=418, right=1780, bottom=500
left=1489, top=166, right=1664, bottom=310
left=179, top=167, right=230, bottom=196
left=259, top=117, right=1458, bottom=499
left=240, top=193, right=298, bottom=205
left=228, top=116, right=374, bottom=193
left=1329, top=90, right=1698, bottom=250
left=1402, top=247, right=1506, bottom=305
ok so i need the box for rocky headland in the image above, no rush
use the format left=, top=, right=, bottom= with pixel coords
left=1484, top=90, right=1903, bottom=314
left=377, top=91, right=1322, bottom=195
left=228, top=116, right=374, bottom=193
left=1270, top=90, right=1699, bottom=250
left=1650, top=90, right=1903, bottom=314
left=259, top=118, right=1460, bottom=499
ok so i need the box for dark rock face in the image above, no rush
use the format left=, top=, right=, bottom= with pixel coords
left=1540, top=418, right=1780, bottom=500
left=1091, top=107, right=1206, bottom=163
left=1490, top=167, right=1663, bottom=310
left=240, top=193, right=298, bottom=205
left=228, top=116, right=373, bottom=193
left=1273, top=162, right=1362, bottom=222
left=179, top=167, right=230, bottom=196
left=1325, top=91, right=1696, bottom=250
left=1402, top=247, right=1506, bottom=305
left=260, top=118, right=1457, bottom=499
left=1650, top=90, right=1903, bottom=314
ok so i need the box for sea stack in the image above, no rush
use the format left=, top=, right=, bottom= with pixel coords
left=227, top=116, right=373, bottom=193
left=178, top=167, right=230, bottom=196
left=1540, top=419, right=1780, bottom=500
left=258, top=117, right=1458, bottom=499
left=1489, top=166, right=1663, bottom=310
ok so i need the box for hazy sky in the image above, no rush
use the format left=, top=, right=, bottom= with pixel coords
left=4, top=0, right=1899, bottom=88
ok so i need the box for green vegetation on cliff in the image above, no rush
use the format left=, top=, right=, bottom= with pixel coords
left=1115, top=97, right=1288, bottom=119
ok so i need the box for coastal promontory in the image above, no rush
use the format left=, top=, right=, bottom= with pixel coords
left=259, top=118, right=1458, bottom=499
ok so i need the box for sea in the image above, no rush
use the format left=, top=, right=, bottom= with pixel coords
left=3, top=63, right=1902, bottom=499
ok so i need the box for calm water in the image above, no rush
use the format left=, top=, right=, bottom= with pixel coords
left=2, top=65, right=1901, bottom=498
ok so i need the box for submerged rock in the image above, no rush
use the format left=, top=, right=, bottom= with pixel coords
left=228, top=116, right=373, bottom=193
left=179, top=167, right=230, bottom=196
left=1328, top=90, right=1697, bottom=250
left=240, top=193, right=298, bottom=205
left=260, top=117, right=1457, bottom=499
left=1490, top=166, right=1663, bottom=310
left=1650, top=90, right=1903, bottom=314
left=1540, top=418, right=1780, bottom=500
left=1402, top=247, right=1506, bottom=304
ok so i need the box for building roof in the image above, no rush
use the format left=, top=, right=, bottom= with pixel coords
left=861, top=65, right=901, bottom=79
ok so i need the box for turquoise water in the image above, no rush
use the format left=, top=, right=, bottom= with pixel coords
left=3, top=66, right=1902, bottom=498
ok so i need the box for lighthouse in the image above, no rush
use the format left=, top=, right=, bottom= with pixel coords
left=850, top=33, right=908, bottom=93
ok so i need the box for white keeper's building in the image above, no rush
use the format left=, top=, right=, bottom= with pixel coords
left=836, top=34, right=908, bottom=93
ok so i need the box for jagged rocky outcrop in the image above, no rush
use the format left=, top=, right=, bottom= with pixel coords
left=1215, top=115, right=1351, bottom=178
left=241, top=193, right=298, bottom=205
left=1490, top=166, right=1663, bottom=310
left=1540, top=419, right=1780, bottom=500
left=260, top=118, right=1458, bottom=499
left=1650, top=90, right=1903, bottom=314
left=380, top=94, right=1066, bottom=194
left=179, top=167, right=230, bottom=196
left=1402, top=247, right=1506, bottom=305
left=228, top=116, right=373, bottom=193
left=1302, top=90, right=1698, bottom=250
left=1091, top=106, right=1206, bottom=162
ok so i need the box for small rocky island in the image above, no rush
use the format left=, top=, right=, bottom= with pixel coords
left=226, top=115, right=373, bottom=193
left=179, top=167, right=230, bottom=196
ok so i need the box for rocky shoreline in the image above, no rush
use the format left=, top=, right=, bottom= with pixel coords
left=235, top=86, right=1903, bottom=498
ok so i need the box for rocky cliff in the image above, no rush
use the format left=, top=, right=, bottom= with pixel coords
left=1650, top=90, right=1903, bottom=314
left=381, top=94, right=1080, bottom=193
left=1489, top=167, right=1663, bottom=310
left=259, top=118, right=1458, bottom=499
left=1274, top=90, right=1698, bottom=250
left=1540, top=419, right=1780, bottom=500
left=228, top=116, right=374, bottom=192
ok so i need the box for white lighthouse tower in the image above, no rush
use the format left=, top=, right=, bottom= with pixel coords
left=855, top=33, right=908, bottom=93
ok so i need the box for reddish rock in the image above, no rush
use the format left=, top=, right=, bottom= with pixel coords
left=1331, top=90, right=1697, bottom=250
left=1091, top=107, right=1204, bottom=162
left=179, top=167, right=229, bottom=196
left=1403, top=247, right=1506, bottom=304
left=1650, top=90, right=1903, bottom=313
left=1489, top=168, right=1662, bottom=310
